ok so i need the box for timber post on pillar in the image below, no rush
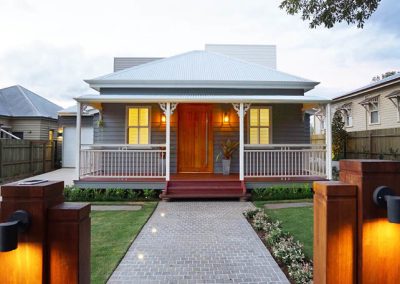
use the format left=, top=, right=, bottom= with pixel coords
left=0, top=181, right=90, bottom=284
left=314, top=160, right=400, bottom=284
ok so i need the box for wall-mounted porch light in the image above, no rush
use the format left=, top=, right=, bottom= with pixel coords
left=161, top=114, right=166, bottom=124
left=373, top=186, right=400, bottom=223
left=0, top=210, right=31, bottom=252
left=223, top=112, right=230, bottom=124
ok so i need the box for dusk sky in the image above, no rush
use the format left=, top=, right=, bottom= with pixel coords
left=0, top=0, right=399, bottom=107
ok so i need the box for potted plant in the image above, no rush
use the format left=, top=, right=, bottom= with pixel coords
left=216, top=139, right=239, bottom=175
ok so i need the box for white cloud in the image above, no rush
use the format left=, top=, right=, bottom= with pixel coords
left=0, top=0, right=399, bottom=106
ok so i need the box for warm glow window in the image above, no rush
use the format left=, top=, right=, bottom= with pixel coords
left=249, top=107, right=271, bottom=144
left=127, top=107, right=150, bottom=144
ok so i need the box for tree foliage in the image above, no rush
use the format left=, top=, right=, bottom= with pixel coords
left=279, top=0, right=381, bottom=28
left=332, top=110, right=347, bottom=160
left=372, top=71, right=398, bottom=82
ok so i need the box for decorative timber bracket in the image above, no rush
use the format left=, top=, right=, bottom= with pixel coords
left=232, top=103, right=251, bottom=116
left=159, top=103, right=179, bottom=115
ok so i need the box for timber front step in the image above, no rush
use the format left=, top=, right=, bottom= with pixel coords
left=160, top=180, right=250, bottom=201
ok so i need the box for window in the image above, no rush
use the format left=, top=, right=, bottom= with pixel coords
left=369, top=102, right=380, bottom=124
left=49, top=129, right=54, bottom=141
left=127, top=107, right=150, bottom=144
left=249, top=107, right=271, bottom=144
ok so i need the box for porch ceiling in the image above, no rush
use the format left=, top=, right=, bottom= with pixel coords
left=75, top=94, right=331, bottom=104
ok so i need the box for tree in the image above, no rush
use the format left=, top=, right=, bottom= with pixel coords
left=332, top=110, right=347, bottom=160
left=372, top=71, right=398, bottom=82
left=279, top=0, right=381, bottom=28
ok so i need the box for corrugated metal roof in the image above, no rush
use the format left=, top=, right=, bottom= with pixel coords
left=75, top=93, right=331, bottom=104
left=86, top=51, right=318, bottom=91
left=205, top=44, right=277, bottom=69
left=0, top=85, right=62, bottom=119
left=114, top=57, right=163, bottom=72
left=334, top=72, right=400, bottom=100
left=58, top=104, right=98, bottom=116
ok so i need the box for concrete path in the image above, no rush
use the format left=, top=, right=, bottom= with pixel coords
left=91, top=205, right=142, bottom=211
left=264, top=202, right=312, bottom=210
left=16, top=168, right=76, bottom=186
left=108, top=202, right=289, bottom=284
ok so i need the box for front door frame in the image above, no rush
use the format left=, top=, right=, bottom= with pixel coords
left=177, top=104, right=213, bottom=173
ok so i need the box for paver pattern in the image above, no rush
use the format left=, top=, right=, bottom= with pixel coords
left=108, top=202, right=289, bottom=284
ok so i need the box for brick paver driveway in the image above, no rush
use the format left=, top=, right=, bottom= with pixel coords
left=108, top=202, right=289, bottom=284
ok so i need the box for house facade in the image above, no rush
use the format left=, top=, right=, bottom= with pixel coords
left=74, top=45, right=332, bottom=199
left=313, top=73, right=400, bottom=134
left=0, top=85, right=62, bottom=140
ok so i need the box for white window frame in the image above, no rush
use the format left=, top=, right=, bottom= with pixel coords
left=247, top=106, right=272, bottom=144
left=125, top=106, right=151, bottom=145
left=368, top=100, right=380, bottom=125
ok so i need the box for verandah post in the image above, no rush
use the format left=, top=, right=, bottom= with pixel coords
left=166, top=102, right=171, bottom=181
left=325, top=103, right=332, bottom=179
left=239, top=103, right=244, bottom=181
left=76, top=102, right=82, bottom=179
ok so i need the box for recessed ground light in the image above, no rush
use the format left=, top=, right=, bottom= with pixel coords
left=137, top=253, right=144, bottom=260
left=160, top=213, right=165, bottom=217
left=151, top=227, right=157, bottom=233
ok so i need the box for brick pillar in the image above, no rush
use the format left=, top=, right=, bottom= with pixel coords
left=313, top=181, right=357, bottom=284
left=340, top=160, right=400, bottom=284
left=0, top=181, right=64, bottom=284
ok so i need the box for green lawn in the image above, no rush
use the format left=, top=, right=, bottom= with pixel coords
left=91, top=202, right=157, bottom=284
left=254, top=201, right=314, bottom=258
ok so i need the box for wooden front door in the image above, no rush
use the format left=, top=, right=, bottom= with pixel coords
left=178, top=104, right=213, bottom=173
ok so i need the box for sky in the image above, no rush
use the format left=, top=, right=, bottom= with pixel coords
left=0, top=0, right=399, bottom=108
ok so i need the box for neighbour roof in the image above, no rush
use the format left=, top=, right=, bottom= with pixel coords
left=0, top=85, right=62, bottom=119
left=75, top=93, right=331, bottom=104
left=334, top=72, right=400, bottom=101
left=86, top=50, right=319, bottom=91
left=58, top=104, right=98, bottom=117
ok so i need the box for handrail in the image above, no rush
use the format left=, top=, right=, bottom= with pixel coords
left=81, top=144, right=166, bottom=149
left=244, top=143, right=325, bottom=148
left=0, top=128, right=21, bottom=140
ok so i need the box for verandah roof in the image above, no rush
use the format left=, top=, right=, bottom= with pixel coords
left=75, top=94, right=331, bottom=104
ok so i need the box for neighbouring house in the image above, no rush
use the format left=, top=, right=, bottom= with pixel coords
left=313, top=73, right=400, bottom=160
left=0, top=85, right=62, bottom=140
left=74, top=44, right=332, bottom=199
left=58, top=105, right=97, bottom=167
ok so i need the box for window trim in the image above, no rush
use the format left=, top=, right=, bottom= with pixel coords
left=368, top=101, right=380, bottom=125
left=125, top=105, right=152, bottom=145
left=247, top=106, right=272, bottom=144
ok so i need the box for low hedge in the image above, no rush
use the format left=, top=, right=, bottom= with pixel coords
left=64, top=186, right=160, bottom=202
left=251, top=184, right=313, bottom=201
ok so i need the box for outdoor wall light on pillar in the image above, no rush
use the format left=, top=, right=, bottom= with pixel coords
left=373, top=186, right=400, bottom=223
left=0, top=210, right=31, bottom=252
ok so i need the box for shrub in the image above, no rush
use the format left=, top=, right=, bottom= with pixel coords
left=63, top=187, right=160, bottom=202
left=244, top=208, right=313, bottom=284
left=143, top=189, right=159, bottom=200
left=251, top=183, right=313, bottom=201
left=243, top=208, right=263, bottom=219
left=288, top=262, right=313, bottom=284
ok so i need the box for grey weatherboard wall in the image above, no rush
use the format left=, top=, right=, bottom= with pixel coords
left=94, top=102, right=310, bottom=174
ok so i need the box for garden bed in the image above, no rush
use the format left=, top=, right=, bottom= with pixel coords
left=244, top=208, right=313, bottom=284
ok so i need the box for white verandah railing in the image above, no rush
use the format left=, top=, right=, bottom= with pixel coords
left=80, top=144, right=166, bottom=178
left=244, top=144, right=326, bottom=178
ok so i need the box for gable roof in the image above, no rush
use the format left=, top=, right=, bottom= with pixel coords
left=334, top=72, right=400, bottom=101
left=0, top=85, right=62, bottom=119
left=86, top=50, right=319, bottom=91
